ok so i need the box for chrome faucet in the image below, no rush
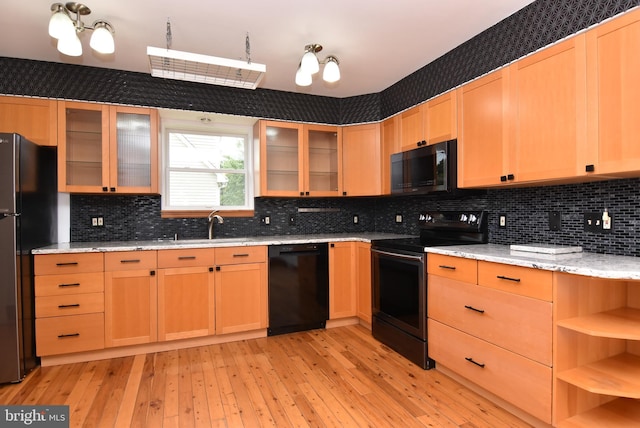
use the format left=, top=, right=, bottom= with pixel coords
left=207, top=210, right=224, bottom=239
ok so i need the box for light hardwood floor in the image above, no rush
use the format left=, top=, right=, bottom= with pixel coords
left=0, top=325, right=531, bottom=427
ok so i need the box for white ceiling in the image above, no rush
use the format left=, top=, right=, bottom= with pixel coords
left=3, top=0, right=536, bottom=98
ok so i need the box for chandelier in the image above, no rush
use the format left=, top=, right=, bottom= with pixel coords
left=295, top=44, right=340, bottom=87
left=48, top=2, right=115, bottom=57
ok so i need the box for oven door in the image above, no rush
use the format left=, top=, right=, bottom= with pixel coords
left=371, top=247, right=426, bottom=340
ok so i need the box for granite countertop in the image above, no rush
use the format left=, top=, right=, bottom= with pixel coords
left=426, top=243, right=640, bottom=280
left=32, top=233, right=412, bottom=254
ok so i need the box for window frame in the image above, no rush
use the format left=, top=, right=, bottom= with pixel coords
left=160, top=113, right=255, bottom=216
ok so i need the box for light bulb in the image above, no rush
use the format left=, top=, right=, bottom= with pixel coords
left=57, top=33, right=82, bottom=57
left=322, top=57, right=340, bottom=83
left=300, top=50, right=319, bottom=75
left=295, top=67, right=312, bottom=86
left=48, top=9, right=75, bottom=40
left=90, top=23, right=115, bottom=54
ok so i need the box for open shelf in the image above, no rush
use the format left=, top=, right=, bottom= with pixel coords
left=557, top=353, right=640, bottom=398
left=557, top=308, right=640, bottom=340
left=557, top=398, right=640, bottom=427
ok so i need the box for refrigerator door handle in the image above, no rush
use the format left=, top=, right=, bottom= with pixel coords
left=2, top=213, right=20, bottom=217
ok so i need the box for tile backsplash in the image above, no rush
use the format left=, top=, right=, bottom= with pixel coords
left=71, top=177, right=640, bottom=257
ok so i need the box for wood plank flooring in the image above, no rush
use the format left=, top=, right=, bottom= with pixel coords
left=0, top=325, right=532, bottom=427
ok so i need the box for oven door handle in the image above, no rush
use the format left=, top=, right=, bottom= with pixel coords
left=371, top=248, right=424, bottom=262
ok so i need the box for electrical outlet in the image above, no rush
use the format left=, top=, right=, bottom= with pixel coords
left=549, top=211, right=561, bottom=231
left=353, top=214, right=359, bottom=224
left=584, top=212, right=610, bottom=233
left=261, top=215, right=270, bottom=225
left=395, top=214, right=403, bottom=224
left=499, top=214, right=506, bottom=228
left=97, top=217, right=104, bottom=226
left=91, top=217, right=98, bottom=227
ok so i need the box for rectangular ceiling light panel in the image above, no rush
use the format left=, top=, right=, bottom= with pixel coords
left=147, top=46, right=266, bottom=89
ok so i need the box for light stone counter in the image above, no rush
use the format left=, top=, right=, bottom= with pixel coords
left=426, top=243, right=640, bottom=280
left=32, top=233, right=412, bottom=255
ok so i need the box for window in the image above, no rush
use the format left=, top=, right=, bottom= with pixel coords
left=162, top=117, right=254, bottom=212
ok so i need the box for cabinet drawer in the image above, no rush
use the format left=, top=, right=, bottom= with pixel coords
left=427, top=254, right=477, bottom=283
left=216, top=246, right=267, bottom=265
left=428, top=276, right=552, bottom=365
left=36, top=313, right=105, bottom=356
left=35, top=253, right=103, bottom=275
left=36, top=293, right=104, bottom=318
left=157, top=248, right=216, bottom=268
left=478, top=261, right=552, bottom=301
left=428, top=319, right=552, bottom=423
left=104, top=251, right=157, bottom=271
left=35, top=272, right=104, bottom=296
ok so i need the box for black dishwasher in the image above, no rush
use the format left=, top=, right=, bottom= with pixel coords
left=268, top=243, right=329, bottom=336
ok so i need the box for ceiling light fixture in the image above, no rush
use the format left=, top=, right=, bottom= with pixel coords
left=48, top=2, right=115, bottom=57
left=295, top=44, right=341, bottom=87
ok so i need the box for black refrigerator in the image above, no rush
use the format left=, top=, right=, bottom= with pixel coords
left=0, top=133, right=57, bottom=384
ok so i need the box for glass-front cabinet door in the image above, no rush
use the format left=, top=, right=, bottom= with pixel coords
left=304, top=124, right=342, bottom=196
left=259, top=121, right=303, bottom=196
left=58, top=101, right=158, bottom=194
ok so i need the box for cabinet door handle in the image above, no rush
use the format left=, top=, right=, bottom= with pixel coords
left=178, top=256, right=197, bottom=260
left=496, top=275, right=521, bottom=283
left=232, top=253, right=249, bottom=258
left=507, top=174, right=515, bottom=181
left=58, top=303, right=80, bottom=309
left=56, top=262, right=78, bottom=266
left=500, top=175, right=507, bottom=182
left=120, top=259, right=141, bottom=264
left=110, top=187, right=116, bottom=192
left=438, top=265, right=456, bottom=270
left=216, top=266, right=221, bottom=271
left=465, top=357, right=485, bottom=368
left=58, top=282, right=80, bottom=288
left=58, top=333, right=80, bottom=338
left=102, top=187, right=108, bottom=192
left=585, top=164, right=595, bottom=172
left=464, top=305, right=485, bottom=314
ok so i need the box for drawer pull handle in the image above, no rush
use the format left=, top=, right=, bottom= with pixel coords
left=120, top=259, right=141, bottom=264
left=464, top=305, right=485, bottom=314
left=58, top=304, right=80, bottom=309
left=438, top=265, right=456, bottom=270
left=233, top=253, right=250, bottom=258
left=178, top=256, right=197, bottom=260
left=58, top=333, right=80, bottom=338
left=56, top=262, right=78, bottom=266
left=58, top=283, right=80, bottom=288
left=496, top=275, right=521, bottom=283
left=465, top=357, right=485, bottom=368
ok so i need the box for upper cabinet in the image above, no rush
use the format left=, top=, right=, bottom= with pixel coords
left=342, top=123, right=382, bottom=196
left=0, top=96, right=57, bottom=146
left=399, top=90, right=457, bottom=152
left=58, top=101, right=159, bottom=194
left=381, top=115, right=400, bottom=195
left=255, top=120, right=342, bottom=197
left=585, top=8, right=640, bottom=177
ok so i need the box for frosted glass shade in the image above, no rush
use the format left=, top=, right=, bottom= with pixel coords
left=295, top=67, right=312, bottom=86
left=300, top=51, right=320, bottom=74
left=323, top=58, right=340, bottom=83
left=48, top=11, right=75, bottom=40
left=90, top=23, right=115, bottom=54
left=57, top=33, right=82, bottom=57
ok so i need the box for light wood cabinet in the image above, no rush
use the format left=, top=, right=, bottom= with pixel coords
left=341, top=123, right=382, bottom=196
left=553, top=273, right=640, bottom=426
left=104, top=251, right=157, bottom=347
left=586, top=8, right=640, bottom=177
left=400, top=105, right=424, bottom=151
left=255, top=120, right=342, bottom=197
left=400, top=90, right=457, bottom=152
left=427, top=255, right=553, bottom=424
left=57, top=101, right=159, bottom=194
left=381, top=115, right=400, bottom=195
left=214, top=246, right=268, bottom=335
left=329, top=242, right=357, bottom=319
left=157, top=248, right=216, bottom=341
left=355, top=242, right=372, bottom=324
left=0, top=96, right=57, bottom=146
left=34, top=253, right=105, bottom=356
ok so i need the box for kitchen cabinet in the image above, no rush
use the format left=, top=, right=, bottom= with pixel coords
left=255, top=120, right=342, bottom=197
left=104, top=251, right=158, bottom=347
left=0, top=96, right=57, bottom=146
left=585, top=8, right=640, bottom=177
left=57, top=101, right=159, bottom=194
left=355, top=242, right=372, bottom=324
left=399, top=90, right=457, bottom=152
left=381, top=115, right=400, bottom=195
left=214, top=246, right=268, bottom=335
left=553, top=273, right=640, bottom=426
left=341, top=123, right=382, bottom=196
left=329, top=242, right=357, bottom=319
left=34, top=253, right=105, bottom=356
left=427, top=254, right=552, bottom=424
left=157, top=248, right=216, bottom=341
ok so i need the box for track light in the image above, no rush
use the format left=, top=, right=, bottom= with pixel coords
left=295, top=44, right=341, bottom=87
left=48, top=2, right=115, bottom=56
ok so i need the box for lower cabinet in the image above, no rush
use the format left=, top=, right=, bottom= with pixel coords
left=329, top=241, right=372, bottom=323
left=214, top=246, right=268, bottom=335
left=355, top=242, right=372, bottom=324
left=427, top=254, right=553, bottom=424
left=104, top=251, right=158, bottom=347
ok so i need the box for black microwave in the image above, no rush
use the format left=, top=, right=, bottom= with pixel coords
left=390, top=139, right=457, bottom=195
